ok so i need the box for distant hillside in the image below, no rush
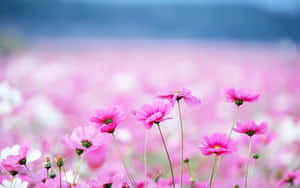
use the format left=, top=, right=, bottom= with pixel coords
left=1, top=1, right=300, bottom=42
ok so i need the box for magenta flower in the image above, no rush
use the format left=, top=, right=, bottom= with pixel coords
left=278, top=170, right=300, bottom=187
left=157, top=88, right=200, bottom=106
left=233, top=121, right=268, bottom=137
left=133, top=101, right=172, bottom=129
left=199, top=133, right=233, bottom=156
left=63, top=125, right=104, bottom=155
left=225, top=88, right=260, bottom=106
left=90, top=105, right=125, bottom=133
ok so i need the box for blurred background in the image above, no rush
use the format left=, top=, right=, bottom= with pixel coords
left=1, top=1, right=300, bottom=186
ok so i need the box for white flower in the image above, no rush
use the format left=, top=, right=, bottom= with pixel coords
left=0, top=144, right=41, bottom=163
left=0, top=145, right=20, bottom=161
left=0, top=82, right=22, bottom=115
left=0, top=178, right=28, bottom=188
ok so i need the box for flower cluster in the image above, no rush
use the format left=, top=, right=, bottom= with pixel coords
left=0, top=66, right=298, bottom=188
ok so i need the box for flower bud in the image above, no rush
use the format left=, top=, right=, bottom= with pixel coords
left=44, top=157, right=52, bottom=169
left=55, top=156, right=64, bottom=168
left=49, top=169, right=56, bottom=179
left=253, top=153, right=260, bottom=159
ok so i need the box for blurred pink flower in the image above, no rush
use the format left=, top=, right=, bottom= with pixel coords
left=63, top=126, right=104, bottom=155
left=157, top=88, right=200, bottom=106
left=90, top=105, right=125, bottom=133
left=234, top=121, right=268, bottom=137
left=133, top=101, right=172, bottom=129
left=0, top=155, right=24, bottom=175
left=0, top=144, right=41, bottom=175
left=278, top=170, right=300, bottom=187
left=87, top=172, right=128, bottom=188
left=199, top=133, right=233, bottom=156
left=225, top=88, right=260, bottom=106
left=84, top=145, right=107, bottom=170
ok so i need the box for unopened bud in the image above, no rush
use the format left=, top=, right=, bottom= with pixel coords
left=49, top=169, right=56, bottom=179
left=44, top=157, right=52, bottom=169
left=253, top=153, right=260, bottom=159
left=55, top=156, right=64, bottom=168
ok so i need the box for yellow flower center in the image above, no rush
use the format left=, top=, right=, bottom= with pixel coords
left=174, top=90, right=181, bottom=94
left=214, top=145, right=221, bottom=149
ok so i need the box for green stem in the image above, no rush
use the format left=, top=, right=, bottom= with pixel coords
left=186, top=160, right=195, bottom=183
left=59, top=167, right=62, bottom=188
left=73, top=154, right=84, bottom=185
left=212, top=106, right=239, bottom=186
left=208, top=155, right=217, bottom=188
left=157, top=124, right=175, bottom=188
left=144, top=130, right=148, bottom=188
left=177, top=100, right=184, bottom=188
left=245, top=137, right=253, bottom=188
left=112, top=133, right=137, bottom=188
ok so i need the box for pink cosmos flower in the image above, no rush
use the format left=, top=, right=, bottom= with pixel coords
left=157, top=88, right=201, bottom=106
left=132, top=101, right=172, bottom=129
left=278, top=170, right=300, bottom=187
left=90, top=105, right=125, bottom=133
left=199, top=133, right=233, bottom=156
left=63, top=125, right=104, bottom=155
left=0, top=156, right=24, bottom=175
left=0, top=144, right=41, bottom=175
left=233, top=121, right=268, bottom=137
left=225, top=88, right=260, bottom=106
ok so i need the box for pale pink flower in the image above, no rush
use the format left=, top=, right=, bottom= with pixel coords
left=0, top=155, right=24, bottom=175
left=63, top=125, right=104, bottom=155
left=0, top=144, right=41, bottom=175
left=199, top=133, right=233, bottom=156
left=132, top=101, right=172, bottom=129
left=90, top=105, right=125, bottom=133
left=225, top=88, right=260, bottom=106
left=233, top=121, right=268, bottom=137
left=157, top=88, right=201, bottom=106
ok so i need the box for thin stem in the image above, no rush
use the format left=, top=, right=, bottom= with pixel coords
left=186, top=160, right=195, bottom=182
left=46, top=169, right=49, bottom=179
left=59, top=167, right=62, bottom=188
left=177, top=100, right=184, bottom=188
left=73, top=154, right=84, bottom=185
left=245, top=137, right=253, bottom=188
left=144, top=129, right=148, bottom=188
left=212, top=106, right=240, bottom=186
left=25, top=164, right=35, bottom=184
left=156, top=124, right=175, bottom=188
left=228, top=106, right=240, bottom=138
left=207, top=154, right=217, bottom=188
left=112, top=133, right=137, bottom=188
left=10, top=177, right=14, bottom=188
left=63, top=167, right=69, bottom=186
